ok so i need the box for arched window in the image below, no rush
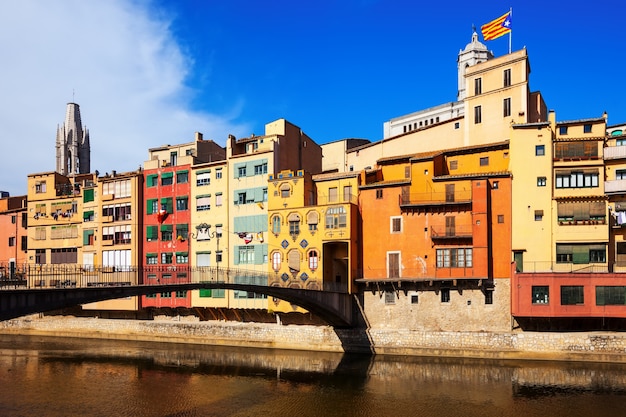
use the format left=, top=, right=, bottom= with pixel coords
left=308, top=250, right=319, bottom=270
left=288, top=249, right=300, bottom=272
left=271, top=252, right=281, bottom=271
left=280, top=183, right=291, bottom=198
left=271, top=215, right=281, bottom=234
left=288, top=213, right=300, bottom=237
left=307, top=211, right=319, bottom=232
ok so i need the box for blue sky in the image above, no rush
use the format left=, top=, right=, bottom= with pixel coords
left=0, top=0, right=623, bottom=196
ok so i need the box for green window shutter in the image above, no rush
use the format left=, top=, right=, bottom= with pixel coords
left=82, top=230, right=93, bottom=245
left=83, top=210, right=94, bottom=219
left=254, top=245, right=264, bottom=265
left=161, top=224, right=173, bottom=232
left=199, top=289, right=212, bottom=297
left=147, top=199, right=157, bottom=214
left=147, top=174, right=158, bottom=187
left=83, top=188, right=94, bottom=203
left=573, top=245, right=590, bottom=264
left=197, top=169, right=211, bottom=174
left=161, top=197, right=173, bottom=213
left=146, top=226, right=158, bottom=240
left=161, top=172, right=174, bottom=179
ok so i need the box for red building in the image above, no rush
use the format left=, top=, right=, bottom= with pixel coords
left=0, top=195, right=28, bottom=273
left=141, top=133, right=225, bottom=309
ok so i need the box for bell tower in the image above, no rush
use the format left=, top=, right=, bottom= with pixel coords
left=457, top=30, right=493, bottom=101
left=56, top=102, right=90, bottom=175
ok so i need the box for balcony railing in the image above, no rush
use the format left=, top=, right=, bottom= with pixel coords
left=603, top=145, right=626, bottom=160
left=400, top=190, right=472, bottom=206
left=516, top=262, right=609, bottom=274
left=430, top=225, right=473, bottom=239
left=605, top=179, right=626, bottom=194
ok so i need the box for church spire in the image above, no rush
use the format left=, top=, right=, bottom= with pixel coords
left=55, top=102, right=90, bottom=175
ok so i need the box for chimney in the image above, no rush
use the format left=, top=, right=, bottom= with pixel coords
left=195, top=132, right=203, bottom=141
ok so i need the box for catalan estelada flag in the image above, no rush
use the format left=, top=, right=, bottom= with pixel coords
left=481, top=11, right=512, bottom=41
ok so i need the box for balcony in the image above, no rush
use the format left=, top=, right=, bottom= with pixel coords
left=605, top=179, right=626, bottom=194
left=430, top=225, right=473, bottom=240
left=400, top=190, right=472, bottom=210
left=603, top=145, right=626, bottom=160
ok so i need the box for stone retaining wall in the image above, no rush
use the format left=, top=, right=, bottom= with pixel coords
left=2, top=316, right=626, bottom=363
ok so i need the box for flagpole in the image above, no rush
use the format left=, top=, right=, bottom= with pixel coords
left=508, top=7, right=512, bottom=54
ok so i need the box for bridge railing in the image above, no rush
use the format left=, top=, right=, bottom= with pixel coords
left=0, top=263, right=347, bottom=292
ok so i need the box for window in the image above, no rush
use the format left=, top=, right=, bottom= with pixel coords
left=450, top=160, right=458, bottom=170
left=176, top=224, right=188, bottom=240
left=474, top=77, right=482, bottom=95
left=307, top=211, right=319, bottom=232
left=196, top=195, right=211, bottom=211
left=325, top=206, right=347, bottom=229
left=308, top=250, right=319, bottom=270
left=474, top=106, right=482, bottom=124
left=161, top=225, right=173, bottom=241
left=177, top=171, right=188, bottom=183
left=596, top=286, right=626, bottom=306
left=272, top=252, right=281, bottom=271
left=497, top=215, right=504, bottom=223
left=556, top=244, right=606, bottom=264
left=238, top=166, right=247, bottom=177
left=215, top=169, right=223, bottom=179
left=555, top=171, right=599, bottom=188
left=391, top=216, right=402, bottom=233
left=176, top=252, right=189, bottom=264
left=616, top=170, right=626, bottom=180
left=83, top=188, right=94, bottom=203
left=537, top=177, right=546, bottom=187
left=584, top=124, right=592, bottom=134
left=554, top=142, right=598, bottom=159
left=176, top=291, right=187, bottom=298
left=411, top=295, right=419, bottom=304
left=238, top=246, right=255, bottom=264
left=343, top=185, right=353, bottom=202
left=503, top=98, right=511, bottom=117
left=559, top=126, right=568, bottom=135
left=35, top=181, right=47, bottom=193
left=454, top=122, right=460, bottom=129
left=215, top=193, right=223, bottom=206
left=161, top=197, right=173, bottom=213
left=479, top=157, right=489, bottom=166
left=384, top=291, right=395, bottom=305
left=170, top=151, right=177, bottom=166
left=176, top=196, right=188, bottom=211
left=147, top=174, right=158, bottom=187
left=503, top=68, right=511, bottom=87
left=534, top=210, right=543, bottom=221
left=532, top=286, right=549, bottom=304
left=196, top=172, right=210, bottom=186
left=146, top=226, right=158, bottom=241
left=146, top=253, right=158, bottom=264
left=376, top=189, right=383, bottom=199
left=561, top=286, right=584, bottom=305
left=436, top=248, right=473, bottom=268
left=8, top=237, right=15, bottom=247
left=161, top=252, right=173, bottom=264
left=254, top=163, right=267, bottom=175
left=237, top=192, right=246, bottom=205
left=280, top=183, right=290, bottom=198
left=328, top=187, right=338, bottom=202
left=535, top=145, right=545, bottom=156
left=161, top=173, right=173, bottom=186
left=441, top=288, right=450, bottom=303
left=288, top=213, right=300, bottom=237
left=50, top=247, right=77, bottom=264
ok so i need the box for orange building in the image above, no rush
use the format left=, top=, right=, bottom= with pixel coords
left=358, top=141, right=512, bottom=332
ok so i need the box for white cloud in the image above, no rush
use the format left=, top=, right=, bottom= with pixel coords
left=0, top=0, right=250, bottom=196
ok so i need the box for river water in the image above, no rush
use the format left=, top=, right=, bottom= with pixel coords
left=0, top=334, right=625, bottom=417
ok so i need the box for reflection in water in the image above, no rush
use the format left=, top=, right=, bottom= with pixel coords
left=0, top=334, right=625, bottom=417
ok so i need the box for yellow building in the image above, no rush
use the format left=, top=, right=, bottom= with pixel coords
left=82, top=170, right=144, bottom=311
left=605, top=125, right=626, bottom=271
left=27, top=171, right=95, bottom=285
left=267, top=169, right=360, bottom=314
left=190, top=159, right=229, bottom=308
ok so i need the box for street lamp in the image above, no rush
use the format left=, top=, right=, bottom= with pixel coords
left=191, top=223, right=221, bottom=279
